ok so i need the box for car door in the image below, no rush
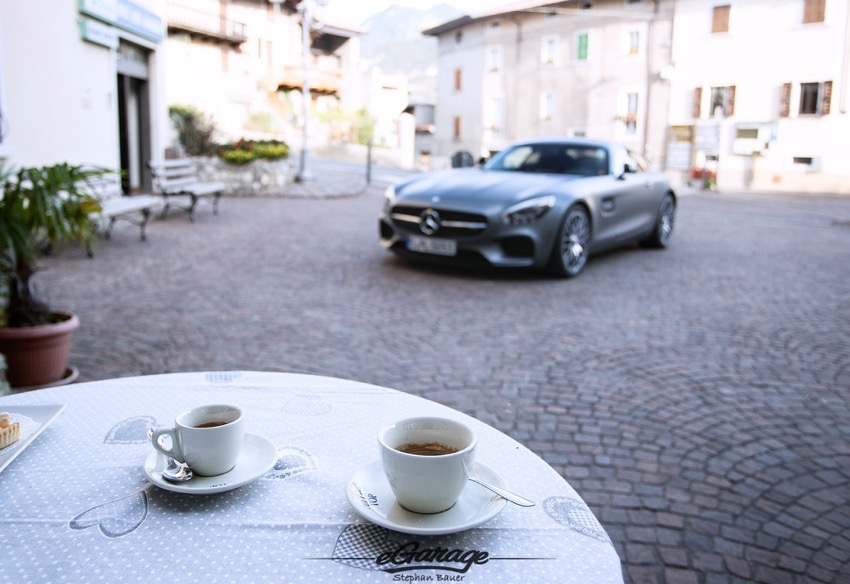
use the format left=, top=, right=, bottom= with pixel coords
left=593, top=149, right=662, bottom=246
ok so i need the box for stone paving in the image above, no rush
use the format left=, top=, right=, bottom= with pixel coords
left=28, top=162, right=850, bottom=583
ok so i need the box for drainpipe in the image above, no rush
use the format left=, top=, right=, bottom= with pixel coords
left=642, top=0, right=660, bottom=160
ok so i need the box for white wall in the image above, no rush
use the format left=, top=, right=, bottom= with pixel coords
left=0, top=0, right=168, bottom=174
left=668, top=0, right=850, bottom=192
left=1, top=2, right=118, bottom=167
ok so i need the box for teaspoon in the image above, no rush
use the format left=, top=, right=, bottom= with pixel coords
left=468, top=476, right=535, bottom=507
left=147, top=427, right=194, bottom=482
left=162, top=457, right=194, bottom=482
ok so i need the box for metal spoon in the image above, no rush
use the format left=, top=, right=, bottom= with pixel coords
left=162, top=457, right=194, bottom=482
left=468, top=476, right=535, bottom=507
left=147, top=427, right=193, bottom=482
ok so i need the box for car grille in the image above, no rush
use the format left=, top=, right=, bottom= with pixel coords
left=390, top=206, right=488, bottom=237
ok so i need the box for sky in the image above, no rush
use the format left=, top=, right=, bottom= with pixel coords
left=321, top=0, right=514, bottom=25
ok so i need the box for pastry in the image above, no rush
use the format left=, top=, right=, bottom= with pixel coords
left=0, top=413, right=21, bottom=449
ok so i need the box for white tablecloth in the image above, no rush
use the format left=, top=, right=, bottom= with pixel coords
left=0, top=372, right=623, bottom=583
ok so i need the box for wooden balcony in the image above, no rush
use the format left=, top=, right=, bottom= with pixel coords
left=167, top=2, right=247, bottom=47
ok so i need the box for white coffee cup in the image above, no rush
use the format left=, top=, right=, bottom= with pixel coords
left=378, top=416, right=477, bottom=514
left=151, top=404, right=245, bottom=476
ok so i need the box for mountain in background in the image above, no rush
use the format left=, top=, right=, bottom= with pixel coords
left=358, top=3, right=463, bottom=102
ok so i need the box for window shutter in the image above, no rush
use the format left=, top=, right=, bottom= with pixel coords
left=712, top=5, right=731, bottom=33
left=725, top=85, right=736, bottom=117
left=693, top=87, right=702, bottom=118
left=803, top=0, right=826, bottom=24
left=821, top=80, right=832, bottom=115
left=780, top=83, right=792, bottom=117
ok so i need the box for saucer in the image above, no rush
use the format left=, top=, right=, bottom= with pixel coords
left=143, top=433, right=277, bottom=495
left=346, top=460, right=508, bottom=535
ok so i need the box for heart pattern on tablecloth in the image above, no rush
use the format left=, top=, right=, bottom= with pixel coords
left=69, top=492, right=148, bottom=538
left=104, top=416, right=157, bottom=444
left=543, top=497, right=611, bottom=543
left=281, top=394, right=332, bottom=416
left=264, top=446, right=318, bottom=480
left=332, top=524, right=403, bottom=571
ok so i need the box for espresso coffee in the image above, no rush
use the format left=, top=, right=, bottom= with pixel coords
left=397, top=442, right=458, bottom=456
left=195, top=421, right=228, bottom=429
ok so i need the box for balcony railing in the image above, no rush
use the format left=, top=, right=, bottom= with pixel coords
left=167, top=2, right=247, bottom=46
left=275, top=66, right=342, bottom=96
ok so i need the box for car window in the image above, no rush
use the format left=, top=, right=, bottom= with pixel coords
left=485, top=144, right=609, bottom=176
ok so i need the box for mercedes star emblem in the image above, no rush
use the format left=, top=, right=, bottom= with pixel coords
left=419, top=209, right=441, bottom=235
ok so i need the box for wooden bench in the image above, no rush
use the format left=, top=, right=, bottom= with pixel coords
left=81, top=176, right=162, bottom=253
left=148, top=159, right=225, bottom=222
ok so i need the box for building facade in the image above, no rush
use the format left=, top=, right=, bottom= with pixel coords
left=666, top=0, right=850, bottom=193
left=0, top=0, right=168, bottom=193
left=424, top=0, right=675, bottom=170
left=424, top=0, right=849, bottom=193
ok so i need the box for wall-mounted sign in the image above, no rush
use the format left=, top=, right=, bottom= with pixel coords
left=80, top=17, right=120, bottom=49
left=78, top=0, right=163, bottom=43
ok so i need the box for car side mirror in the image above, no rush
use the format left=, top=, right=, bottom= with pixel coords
left=618, top=163, right=636, bottom=180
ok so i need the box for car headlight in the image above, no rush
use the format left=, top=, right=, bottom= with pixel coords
left=502, top=195, right=556, bottom=225
left=383, top=185, right=396, bottom=214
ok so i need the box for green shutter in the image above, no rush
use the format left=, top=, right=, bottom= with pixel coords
left=577, top=33, right=588, bottom=61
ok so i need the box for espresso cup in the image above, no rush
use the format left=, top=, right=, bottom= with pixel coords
left=150, top=404, right=245, bottom=476
left=378, top=416, right=477, bottom=514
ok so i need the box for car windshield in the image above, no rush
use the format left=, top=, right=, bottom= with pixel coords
left=484, top=143, right=609, bottom=176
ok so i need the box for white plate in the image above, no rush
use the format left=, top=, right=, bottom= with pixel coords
left=346, top=460, right=507, bottom=535
left=143, top=433, right=277, bottom=495
left=0, top=404, right=67, bottom=474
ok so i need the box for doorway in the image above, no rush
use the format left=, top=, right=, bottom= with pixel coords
left=116, top=40, right=152, bottom=194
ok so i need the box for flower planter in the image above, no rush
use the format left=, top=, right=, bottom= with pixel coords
left=0, top=312, right=79, bottom=388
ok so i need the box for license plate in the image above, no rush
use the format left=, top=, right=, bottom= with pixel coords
left=407, top=235, right=457, bottom=257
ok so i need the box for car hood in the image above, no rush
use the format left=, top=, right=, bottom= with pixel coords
left=394, top=169, right=581, bottom=206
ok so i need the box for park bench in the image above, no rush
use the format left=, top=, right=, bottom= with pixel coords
left=148, top=159, right=224, bottom=222
left=82, top=176, right=162, bottom=254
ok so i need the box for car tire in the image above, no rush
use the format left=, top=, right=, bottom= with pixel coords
left=548, top=205, right=591, bottom=278
left=640, top=193, right=676, bottom=249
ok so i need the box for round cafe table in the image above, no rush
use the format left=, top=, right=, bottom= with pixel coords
left=0, top=371, right=623, bottom=583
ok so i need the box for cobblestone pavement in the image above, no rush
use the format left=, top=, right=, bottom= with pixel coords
left=32, top=169, right=850, bottom=583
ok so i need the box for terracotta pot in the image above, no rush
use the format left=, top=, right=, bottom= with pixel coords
left=0, top=312, right=79, bottom=388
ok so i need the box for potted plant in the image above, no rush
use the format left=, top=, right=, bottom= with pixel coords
left=0, top=163, right=105, bottom=388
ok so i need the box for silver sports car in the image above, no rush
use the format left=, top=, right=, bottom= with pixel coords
left=379, top=138, right=676, bottom=277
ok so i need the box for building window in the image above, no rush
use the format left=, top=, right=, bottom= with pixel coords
left=802, top=0, right=826, bottom=24
left=798, top=81, right=832, bottom=115
left=487, top=97, right=504, bottom=133
left=486, top=45, right=502, bottom=72
left=540, top=91, right=555, bottom=121
left=453, top=116, right=461, bottom=140
left=576, top=32, right=589, bottom=61
left=541, top=36, right=558, bottom=65
left=712, top=5, right=731, bottom=33
left=627, top=30, right=640, bottom=54
left=710, top=85, right=735, bottom=117
left=455, top=31, right=463, bottom=44
left=800, top=83, right=820, bottom=114
left=454, top=68, right=462, bottom=91
left=625, top=92, right=638, bottom=134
